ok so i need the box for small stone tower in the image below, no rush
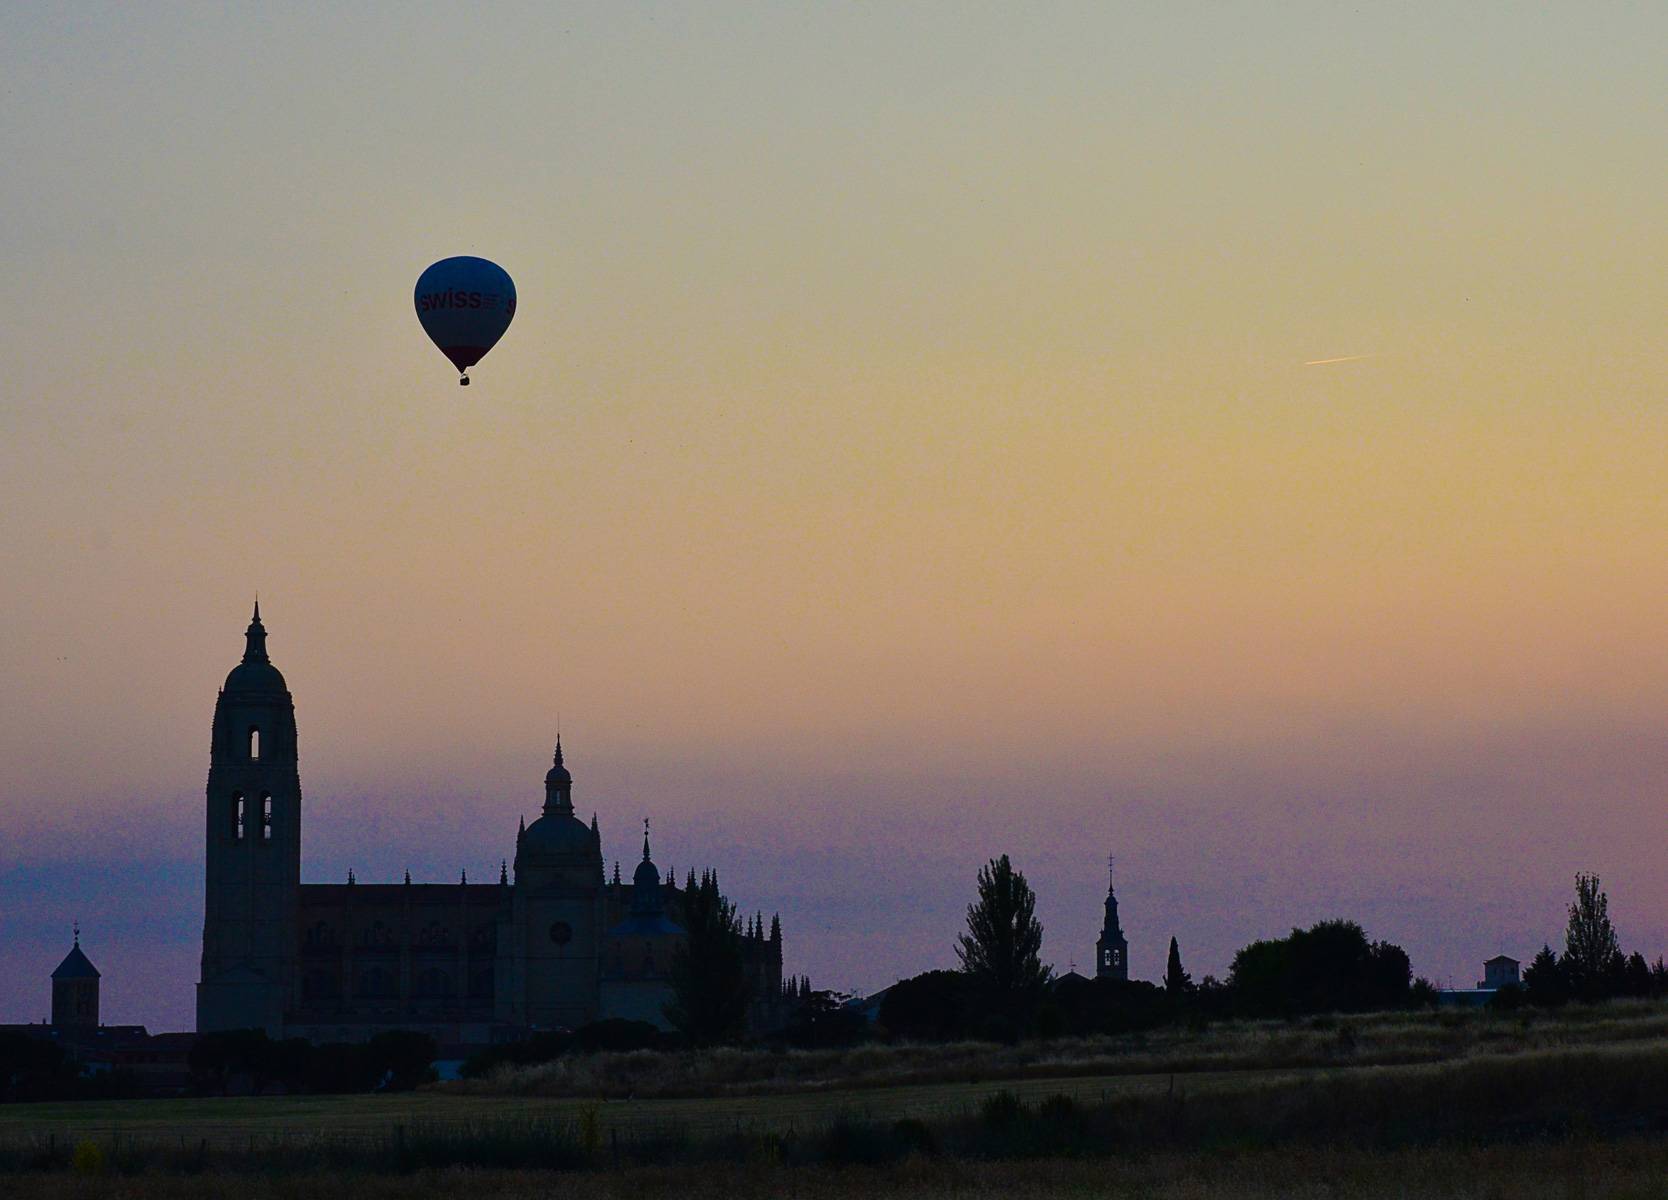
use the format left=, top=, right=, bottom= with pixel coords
left=51, top=926, right=100, bottom=1028
left=1095, top=855, right=1129, bottom=982
left=197, top=603, right=302, bottom=1035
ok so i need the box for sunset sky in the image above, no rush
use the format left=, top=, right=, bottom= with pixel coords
left=2, top=4, right=1665, bottom=1029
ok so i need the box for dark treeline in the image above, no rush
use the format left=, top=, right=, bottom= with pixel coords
left=874, top=855, right=1420, bottom=1044
left=1516, top=873, right=1668, bottom=1007
left=0, top=1034, right=106, bottom=1103
left=873, top=860, right=1668, bottom=1044
left=1, top=1029, right=442, bottom=1103
left=881, top=917, right=1415, bottom=1043
left=186, top=1029, right=438, bottom=1095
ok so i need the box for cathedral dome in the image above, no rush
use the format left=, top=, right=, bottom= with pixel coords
left=224, top=659, right=288, bottom=693
left=521, top=812, right=595, bottom=858
left=223, top=603, right=287, bottom=693
left=628, top=822, right=669, bottom=917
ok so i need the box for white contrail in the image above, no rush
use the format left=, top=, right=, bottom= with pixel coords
left=1303, top=353, right=1377, bottom=366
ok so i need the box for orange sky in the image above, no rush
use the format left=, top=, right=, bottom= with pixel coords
left=2, top=5, right=1665, bottom=1027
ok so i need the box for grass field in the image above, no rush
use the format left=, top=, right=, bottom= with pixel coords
left=451, top=999, right=1668, bottom=1099
left=6, top=1139, right=1668, bottom=1199
left=7, top=1002, right=1668, bottom=1194
left=0, top=1064, right=1276, bottom=1148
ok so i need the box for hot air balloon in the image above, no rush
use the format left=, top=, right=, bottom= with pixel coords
left=414, top=256, right=516, bottom=385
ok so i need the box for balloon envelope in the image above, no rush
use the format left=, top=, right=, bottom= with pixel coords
left=414, top=257, right=516, bottom=376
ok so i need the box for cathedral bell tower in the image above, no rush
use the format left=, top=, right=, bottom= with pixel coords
left=1095, top=855, right=1129, bottom=982
left=197, top=603, right=302, bottom=1035
left=503, top=739, right=605, bottom=1028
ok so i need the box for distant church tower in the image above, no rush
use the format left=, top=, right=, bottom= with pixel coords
left=197, top=603, right=302, bottom=1035
left=1095, top=855, right=1128, bottom=982
left=51, top=925, right=100, bottom=1028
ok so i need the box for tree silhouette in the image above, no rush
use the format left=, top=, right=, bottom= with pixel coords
left=1165, top=936, right=1193, bottom=995
left=1522, top=943, right=1567, bottom=1006
left=665, top=870, right=751, bottom=1044
left=956, top=855, right=1052, bottom=1036
left=1228, top=920, right=1410, bottom=1016
left=1562, top=872, right=1623, bottom=999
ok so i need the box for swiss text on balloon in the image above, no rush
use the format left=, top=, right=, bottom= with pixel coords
left=417, top=290, right=504, bottom=313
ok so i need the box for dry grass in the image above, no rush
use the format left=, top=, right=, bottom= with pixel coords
left=5, top=1139, right=1668, bottom=1199
left=453, top=999, right=1668, bottom=1099
left=8, top=1003, right=1668, bottom=1191
left=8, top=1040, right=1668, bottom=1173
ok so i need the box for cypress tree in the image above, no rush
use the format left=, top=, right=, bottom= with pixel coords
left=664, top=871, right=752, bottom=1044
left=1165, top=935, right=1192, bottom=995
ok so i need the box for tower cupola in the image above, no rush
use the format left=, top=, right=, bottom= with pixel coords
left=222, top=601, right=287, bottom=694
left=520, top=739, right=600, bottom=868
left=631, top=819, right=664, bottom=916
left=544, top=738, right=573, bottom=815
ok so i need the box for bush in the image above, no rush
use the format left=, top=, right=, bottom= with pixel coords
left=1228, top=921, right=1412, bottom=1017
left=0, top=1032, right=72, bottom=1102
left=890, top=1117, right=938, bottom=1157
left=70, top=1140, right=104, bottom=1176
left=879, top=970, right=974, bottom=1042
left=980, top=1088, right=1025, bottom=1130
left=820, top=1116, right=902, bottom=1165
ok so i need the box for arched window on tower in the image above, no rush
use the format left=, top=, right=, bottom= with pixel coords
left=248, top=727, right=261, bottom=760
left=261, top=794, right=273, bottom=841
left=232, top=792, right=246, bottom=842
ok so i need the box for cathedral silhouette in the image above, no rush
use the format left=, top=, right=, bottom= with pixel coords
left=197, top=605, right=789, bottom=1043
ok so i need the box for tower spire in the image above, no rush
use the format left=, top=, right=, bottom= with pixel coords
left=544, top=736, right=573, bottom=815
left=243, top=600, right=269, bottom=664
left=642, top=817, right=652, bottom=861
left=1096, top=849, right=1128, bottom=982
